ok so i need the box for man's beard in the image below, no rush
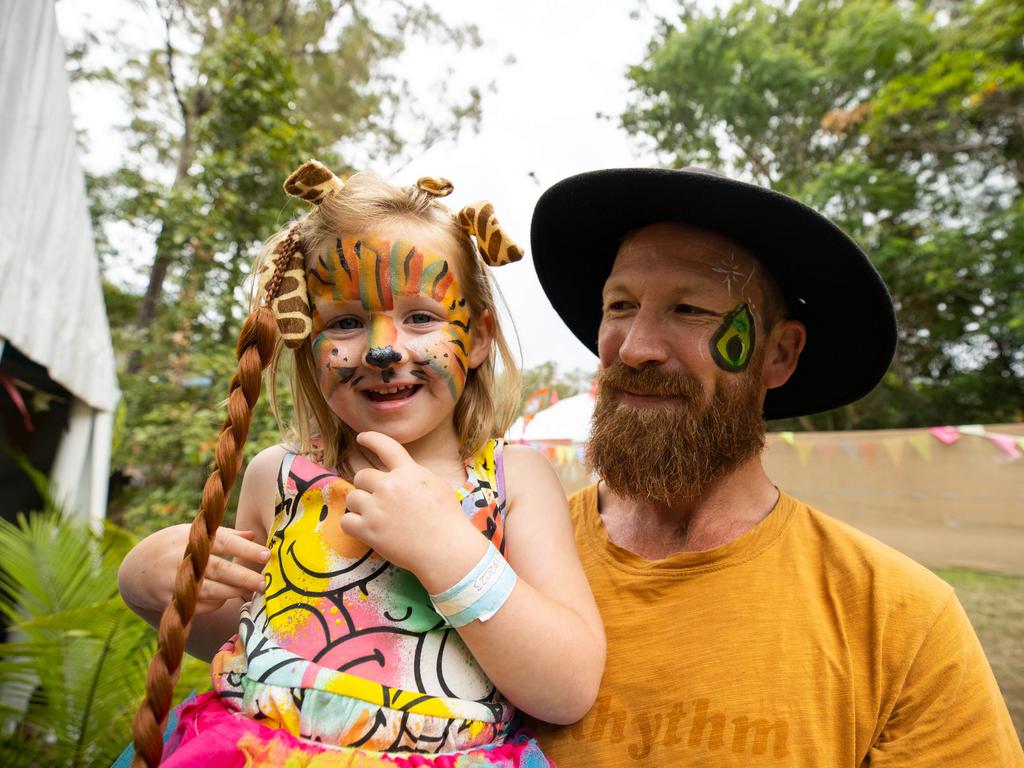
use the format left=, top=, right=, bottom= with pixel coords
left=586, top=363, right=766, bottom=506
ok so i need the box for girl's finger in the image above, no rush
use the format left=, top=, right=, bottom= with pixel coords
left=344, top=488, right=372, bottom=515
left=356, top=431, right=416, bottom=470
left=352, top=467, right=388, bottom=492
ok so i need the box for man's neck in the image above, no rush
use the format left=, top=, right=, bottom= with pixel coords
left=596, top=456, right=780, bottom=559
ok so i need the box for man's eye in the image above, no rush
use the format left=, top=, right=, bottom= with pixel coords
left=604, top=300, right=632, bottom=312
left=675, top=304, right=713, bottom=316
left=331, top=317, right=362, bottom=330
left=407, top=312, right=435, bottom=325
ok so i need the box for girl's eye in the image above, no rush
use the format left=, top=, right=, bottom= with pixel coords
left=330, top=316, right=362, bottom=330
left=407, top=312, right=436, bottom=325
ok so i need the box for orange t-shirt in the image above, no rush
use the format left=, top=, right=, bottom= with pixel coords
left=529, top=486, right=1022, bottom=766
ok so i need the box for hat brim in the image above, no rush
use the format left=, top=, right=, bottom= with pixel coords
left=530, top=168, right=897, bottom=420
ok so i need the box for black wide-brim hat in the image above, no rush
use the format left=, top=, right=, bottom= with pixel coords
left=530, top=167, right=898, bottom=420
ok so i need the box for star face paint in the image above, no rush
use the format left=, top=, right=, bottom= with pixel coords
left=307, top=236, right=474, bottom=415
left=710, top=303, right=755, bottom=372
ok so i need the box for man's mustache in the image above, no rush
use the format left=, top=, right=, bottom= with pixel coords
left=597, top=364, right=704, bottom=400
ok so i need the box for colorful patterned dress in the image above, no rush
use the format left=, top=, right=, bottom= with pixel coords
left=157, top=439, right=549, bottom=767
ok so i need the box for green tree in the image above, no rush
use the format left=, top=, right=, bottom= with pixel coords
left=623, top=0, right=1023, bottom=429
left=69, top=1, right=483, bottom=534
left=82, top=0, right=481, bottom=338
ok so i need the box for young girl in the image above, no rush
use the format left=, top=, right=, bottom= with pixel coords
left=117, top=162, right=605, bottom=767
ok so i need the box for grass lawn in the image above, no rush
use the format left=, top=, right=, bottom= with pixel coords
left=934, top=567, right=1024, bottom=746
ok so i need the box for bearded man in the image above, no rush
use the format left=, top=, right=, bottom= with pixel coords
left=526, top=168, right=1023, bottom=766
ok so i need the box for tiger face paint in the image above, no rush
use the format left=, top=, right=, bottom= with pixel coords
left=307, top=235, right=474, bottom=409
left=710, top=303, right=755, bottom=372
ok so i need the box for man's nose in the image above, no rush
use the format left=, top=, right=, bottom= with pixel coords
left=617, top=311, right=671, bottom=368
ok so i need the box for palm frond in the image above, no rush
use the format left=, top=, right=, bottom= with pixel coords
left=0, top=511, right=164, bottom=767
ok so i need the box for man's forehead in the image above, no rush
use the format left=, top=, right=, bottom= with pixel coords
left=605, top=222, right=761, bottom=292
left=614, top=222, right=757, bottom=267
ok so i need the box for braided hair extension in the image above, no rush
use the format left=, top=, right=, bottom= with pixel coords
left=128, top=305, right=278, bottom=767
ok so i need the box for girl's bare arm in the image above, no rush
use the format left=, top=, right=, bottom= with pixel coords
left=117, top=444, right=284, bottom=660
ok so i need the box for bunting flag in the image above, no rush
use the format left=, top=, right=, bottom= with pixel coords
left=991, top=435, right=1022, bottom=459
left=929, top=426, right=961, bottom=445
left=816, top=443, right=836, bottom=461
left=0, top=372, right=34, bottom=432
left=858, top=443, right=881, bottom=465
left=907, top=433, right=933, bottom=462
left=530, top=422, right=1023, bottom=471
left=794, top=440, right=813, bottom=466
left=883, top=438, right=905, bottom=467
left=521, top=386, right=560, bottom=426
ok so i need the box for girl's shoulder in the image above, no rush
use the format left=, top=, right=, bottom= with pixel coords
left=244, top=444, right=291, bottom=486
left=247, top=444, right=292, bottom=475
left=498, top=443, right=563, bottom=501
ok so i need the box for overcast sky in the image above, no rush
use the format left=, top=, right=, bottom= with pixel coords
left=56, top=0, right=692, bottom=378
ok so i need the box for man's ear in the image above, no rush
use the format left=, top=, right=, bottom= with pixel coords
left=762, top=319, right=806, bottom=390
left=467, top=309, right=495, bottom=369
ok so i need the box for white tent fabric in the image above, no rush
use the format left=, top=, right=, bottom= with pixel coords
left=507, top=392, right=595, bottom=443
left=0, top=0, right=119, bottom=524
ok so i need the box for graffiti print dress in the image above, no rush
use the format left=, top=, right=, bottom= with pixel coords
left=159, top=439, right=548, bottom=767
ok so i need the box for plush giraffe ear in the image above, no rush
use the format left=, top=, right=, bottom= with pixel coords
left=416, top=176, right=454, bottom=198
left=284, top=160, right=345, bottom=205
left=257, top=228, right=312, bottom=348
left=457, top=202, right=524, bottom=267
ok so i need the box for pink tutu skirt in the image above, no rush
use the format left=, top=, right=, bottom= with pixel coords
left=119, top=691, right=550, bottom=767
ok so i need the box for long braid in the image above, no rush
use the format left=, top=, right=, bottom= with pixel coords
left=129, top=306, right=279, bottom=767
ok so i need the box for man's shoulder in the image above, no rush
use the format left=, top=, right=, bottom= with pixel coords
left=787, top=492, right=954, bottom=611
left=566, top=483, right=599, bottom=512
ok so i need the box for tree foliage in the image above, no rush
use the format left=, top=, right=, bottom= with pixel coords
left=70, top=1, right=483, bottom=534
left=624, top=0, right=1024, bottom=429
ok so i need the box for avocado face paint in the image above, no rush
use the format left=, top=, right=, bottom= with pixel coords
left=710, top=303, right=755, bottom=372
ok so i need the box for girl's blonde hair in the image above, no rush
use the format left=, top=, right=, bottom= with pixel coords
left=261, top=171, right=521, bottom=472
left=130, top=168, right=522, bottom=767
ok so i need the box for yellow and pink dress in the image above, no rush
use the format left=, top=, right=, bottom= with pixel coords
left=159, top=439, right=549, bottom=767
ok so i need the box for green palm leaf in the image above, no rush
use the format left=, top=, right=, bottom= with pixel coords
left=0, top=512, right=209, bottom=767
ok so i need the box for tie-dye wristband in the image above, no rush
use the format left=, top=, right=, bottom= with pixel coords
left=429, top=543, right=518, bottom=627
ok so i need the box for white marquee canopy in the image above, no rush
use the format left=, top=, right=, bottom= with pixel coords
left=0, top=0, right=119, bottom=523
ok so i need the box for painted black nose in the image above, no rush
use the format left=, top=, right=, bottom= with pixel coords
left=365, top=346, right=402, bottom=369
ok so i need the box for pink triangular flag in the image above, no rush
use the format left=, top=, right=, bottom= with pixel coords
left=929, top=426, right=961, bottom=445
left=991, top=435, right=1022, bottom=459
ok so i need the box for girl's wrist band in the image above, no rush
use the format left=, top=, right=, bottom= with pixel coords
left=429, top=542, right=517, bottom=627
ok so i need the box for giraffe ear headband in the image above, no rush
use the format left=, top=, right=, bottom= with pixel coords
left=417, top=177, right=525, bottom=267
left=257, top=160, right=524, bottom=348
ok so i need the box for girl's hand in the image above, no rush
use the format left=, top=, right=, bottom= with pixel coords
left=342, top=431, right=485, bottom=582
left=120, top=524, right=269, bottom=616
